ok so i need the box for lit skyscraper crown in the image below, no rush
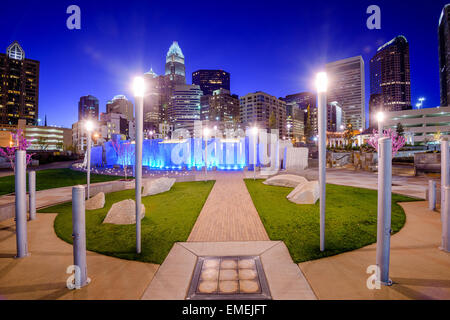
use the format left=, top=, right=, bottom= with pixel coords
left=166, top=41, right=184, bottom=59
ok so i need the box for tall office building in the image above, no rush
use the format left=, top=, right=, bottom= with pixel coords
left=106, top=95, right=134, bottom=121
left=160, top=41, right=187, bottom=122
left=282, top=93, right=315, bottom=141
left=369, top=35, right=411, bottom=123
left=78, top=95, right=99, bottom=121
left=240, top=91, right=287, bottom=138
left=326, top=56, right=365, bottom=130
left=167, top=84, right=202, bottom=132
left=0, top=41, right=39, bottom=125
left=439, top=4, right=450, bottom=106
left=200, top=89, right=239, bottom=121
left=192, top=70, right=230, bottom=96
left=143, top=68, right=161, bottom=130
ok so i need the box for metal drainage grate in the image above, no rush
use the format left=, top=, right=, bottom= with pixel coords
left=186, top=256, right=271, bottom=300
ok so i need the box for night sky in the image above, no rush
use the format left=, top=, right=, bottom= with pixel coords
left=1, top=0, right=447, bottom=128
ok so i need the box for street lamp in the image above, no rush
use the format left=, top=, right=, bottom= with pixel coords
left=251, top=126, right=258, bottom=180
left=85, top=120, right=94, bottom=200
left=203, top=127, right=210, bottom=180
left=133, top=76, right=145, bottom=254
left=376, top=111, right=384, bottom=138
left=316, top=71, right=328, bottom=252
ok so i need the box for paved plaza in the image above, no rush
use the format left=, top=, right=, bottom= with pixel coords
left=0, top=168, right=448, bottom=300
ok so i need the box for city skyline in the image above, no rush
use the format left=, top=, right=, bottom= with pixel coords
left=1, top=0, right=448, bottom=128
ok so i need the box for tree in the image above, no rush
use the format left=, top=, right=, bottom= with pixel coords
left=268, top=111, right=277, bottom=130
left=396, top=122, right=405, bottom=137
left=343, top=123, right=355, bottom=149
left=111, top=140, right=135, bottom=180
left=0, top=129, right=34, bottom=170
left=304, top=105, right=313, bottom=143
left=368, top=128, right=406, bottom=157
left=36, top=136, right=49, bottom=150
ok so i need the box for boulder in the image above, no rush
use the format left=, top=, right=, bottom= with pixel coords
left=263, top=174, right=308, bottom=188
left=143, top=177, right=176, bottom=196
left=85, top=192, right=105, bottom=210
left=287, top=181, right=319, bottom=204
left=103, top=199, right=145, bottom=225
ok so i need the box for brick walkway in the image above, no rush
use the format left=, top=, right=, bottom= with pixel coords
left=187, top=172, right=269, bottom=242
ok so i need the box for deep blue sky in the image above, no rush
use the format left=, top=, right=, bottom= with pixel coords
left=1, top=0, right=448, bottom=128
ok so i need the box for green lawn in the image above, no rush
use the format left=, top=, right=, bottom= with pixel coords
left=38, top=181, right=215, bottom=264
left=244, top=179, right=420, bottom=263
left=0, top=168, right=123, bottom=196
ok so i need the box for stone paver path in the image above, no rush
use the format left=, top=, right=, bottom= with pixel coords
left=187, top=172, right=269, bottom=242
left=0, top=214, right=158, bottom=300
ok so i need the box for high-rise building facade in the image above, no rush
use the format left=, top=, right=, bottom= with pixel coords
left=106, top=95, right=134, bottom=121
left=192, top=70, right=230, bottom=96
left=369, top=36, right=411, bottom=119
left=326, top=56, right=365, bottom=130
left=167, top=84, right=202, bottom=132
left=282, top=92, right=316, bottom=141
left=78, top=95, right=99, bottom=121
left=200, top=88, right=239, bottom=123
left=0, top=41, right=39, bottom=125
left=240, top=91, right=287, bottom=138
left=439, top=4, right=450, bottom=106
left=160, top=41, right=187, bottom=123
left=143, top=68, right=161, bottom=131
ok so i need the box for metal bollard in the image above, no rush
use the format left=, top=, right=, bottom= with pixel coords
left=441, top=186, right=450, bottom=252
left=29, top=171, right=36, bottom=220
left=376, top=137, right=392, bottom=286
left=72, top=185, right=90, bottom=288
left=15, top=150, right=28, bottom=258
left=428, top=180, right=436, bottom=211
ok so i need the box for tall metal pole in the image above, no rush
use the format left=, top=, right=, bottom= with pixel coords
left=86, top=133, right=91, bottom=200
left=15, top=150, right=28, bottom=258
left=429, top=180, right=436, bottom=211
left=442, top=186, right=450, bottom=252
left=378, top=121, right=383, bottom=138
left=376, top=137, right=392, bottom=286
left=253, top=132, right=257, bottom=180
left=28, top=171, right=36, bottom=220
left=317, top=89, right=327, bottom=252
left=441, top=139, right=448, bottom=218
left=135, top=94, right=143, bottom=254
left=72, top=185, right=90, bottom=288
left=204, top=136, right=208, bottom=180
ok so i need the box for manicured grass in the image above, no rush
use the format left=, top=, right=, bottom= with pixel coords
left=0, top=168, right=123, bottom=196
left=244, top=179, right=420, bottom=263
left=38, top=181, right=215, bottom=264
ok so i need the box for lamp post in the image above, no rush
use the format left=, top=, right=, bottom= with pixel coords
left=85, top=120, right=94, bottom=200
left=316, top=72, right=328, bottom=252
left=376, top=111, right=384, bottom=138
left=251, top=126, right=258, bottom=180
left=203, top=127, right=209, bottom=180
left=133, top=76, right=145, bottom=254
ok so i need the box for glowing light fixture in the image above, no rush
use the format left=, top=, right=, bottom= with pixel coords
left=133, top=77, right=145, bottom=97
left=315, top=72, right=328, bottom=93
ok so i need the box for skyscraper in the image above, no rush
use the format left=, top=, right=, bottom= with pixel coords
left=200, top=88, right=239, bottom=129
left=0, top=41, right=39, bottom=125
left=192, top=70, right=230, bottom=96
left=326, top=56, right=365, bottom=130
left=369, top=35, right=411, bottom=122
left=282, top=92, right=315, bottom=141
left=165, top=41, right=186, bottom=83
left=143, top=68, right=161, bottom=131
left=167, top=84, right=202, bottom=132
left=240, top=91, right=287, bottom=138
left=439, top=4, right=450, bottom=106
left=78, top=95, right=99, bottom=121
left=160, top=41, right=186, bottom=122
left=106, top=95, right=134, bottom=121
